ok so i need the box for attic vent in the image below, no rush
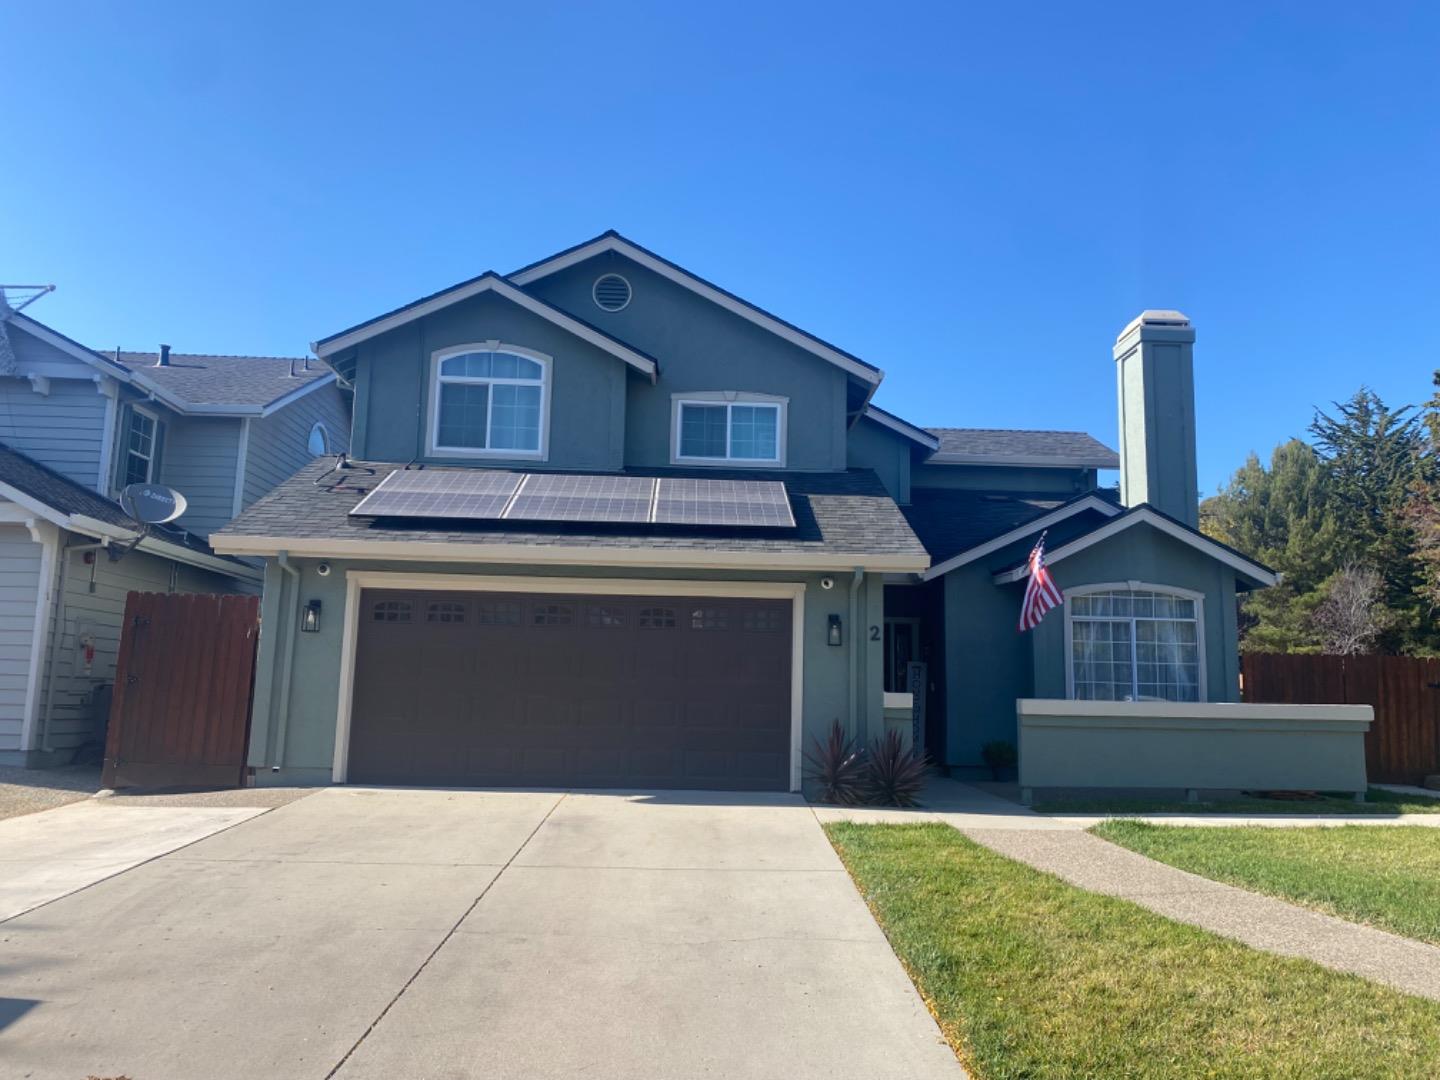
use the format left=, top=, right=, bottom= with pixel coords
left=592, top=274, right=632, bottom=312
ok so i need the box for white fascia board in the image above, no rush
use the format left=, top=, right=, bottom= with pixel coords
left=63, top=513, right=262, bottom=582
left=0, top=481, right=73, bottom=531
left=863, top=406, right=940, bottom=450
left=925, top=452, right=1119, bottom=469
left=7, top=314, right=135, bottom=384
left=132, top=372, right=339, bottom=419
left=991, top=507, right=1279, bottom=587
left=921, top=495, right=1122, bottom=582
left=510, top=235, right=883, bottom=386
left=311, top=275, right=658, bottom=380
left=209, top=533, right=929, bottom=574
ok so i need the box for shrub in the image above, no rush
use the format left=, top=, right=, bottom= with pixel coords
left=802, top=720, right=866, bottom=804
left=865, top=730, right=929, bottom=807
left=981, top=740, right=1018, bottom=772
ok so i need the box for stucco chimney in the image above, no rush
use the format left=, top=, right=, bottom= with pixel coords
left=1113, top=310, right=1198, bottom=527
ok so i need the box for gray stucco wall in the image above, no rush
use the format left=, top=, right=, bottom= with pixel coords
left=350, top=292, right=627, bottom=470
left=939, top=519, right=1243, bottom=774
left=248, top=558, right=885, bottom=789
left=521, top=252, right=853, bottom=471
left=846, top=415, right=911, bottom=504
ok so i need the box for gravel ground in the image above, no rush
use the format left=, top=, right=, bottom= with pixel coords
left=0, top=764, right=103, bottom=821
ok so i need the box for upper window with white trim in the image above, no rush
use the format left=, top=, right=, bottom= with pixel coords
left=673, top=394, right=786, bottom=466
left=122, top=406, right=161, bottom=486
left=1067, top=586, right=1203, bottom=702
left=429, top=345, right=550, bottom=458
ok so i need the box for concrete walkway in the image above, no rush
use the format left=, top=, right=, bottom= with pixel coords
left=0, top=787, right=965, bottom=1080
left=816, top=778, right=1440, bottom=1002
left=0, top=798, right=267, bottom=921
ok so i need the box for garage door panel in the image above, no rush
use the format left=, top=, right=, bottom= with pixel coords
left=348, top=589, right=791, bottom=790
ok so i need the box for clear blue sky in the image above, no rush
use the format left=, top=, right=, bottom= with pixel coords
left=4, top=2, right=1437, bottom=493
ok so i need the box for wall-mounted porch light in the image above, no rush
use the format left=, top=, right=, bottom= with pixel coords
left=301, top=599, right=322, bottom=633
left=827, top=614, right=843, bottom=647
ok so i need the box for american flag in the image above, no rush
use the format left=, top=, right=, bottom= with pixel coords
left=1018, top=532, right=1063, bottom=632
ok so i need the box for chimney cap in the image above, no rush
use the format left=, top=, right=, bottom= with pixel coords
left=1117, top=310, right=1190, bottom=341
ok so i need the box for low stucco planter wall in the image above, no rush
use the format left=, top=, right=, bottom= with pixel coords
left=1017, top=699, right=1372, bottom=797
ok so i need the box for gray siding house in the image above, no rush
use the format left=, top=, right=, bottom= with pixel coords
left=0, top=310, right=350, bottom=765
left=216, top=232, right=1276, bottom=792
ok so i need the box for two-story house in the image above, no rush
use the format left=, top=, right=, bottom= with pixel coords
left=215, top=232, right=1275, bottom=792
left=0, top=308, right=350, bottom=766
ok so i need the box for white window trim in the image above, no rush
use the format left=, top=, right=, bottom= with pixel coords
left=307, top=421, right=330, bottom=456
left=333, top=573, right=807, bottom=791
left=122, top=403, right=161, bottom=486
left=671, top=391, right=788, bottom=468
left=1062, top=580, right=1208, bottom=704
left=425, top=342, right=552, bottom=461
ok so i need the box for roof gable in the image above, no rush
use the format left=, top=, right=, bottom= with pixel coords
left=862, top=405, right=940, bottom=451
left=914, top=491, right=1122, bottom=580
left=311, top=272, right=658, bottom=382
left=990, top=504, right=1278, bottom=588
left=509, top=231, right=882, bottom=388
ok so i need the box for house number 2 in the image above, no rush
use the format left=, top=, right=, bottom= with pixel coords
left=869, top=625, right=881, bottom=641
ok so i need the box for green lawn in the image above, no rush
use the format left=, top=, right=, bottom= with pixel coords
left=1034, top=786, right=1440, bottom=816
left=825, top=822, right=1440, bottom=1080
left=1094, top=821, right=1440, bottom=945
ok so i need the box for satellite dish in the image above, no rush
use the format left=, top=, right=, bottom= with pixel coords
left=120, top=483, right=187, bottom=525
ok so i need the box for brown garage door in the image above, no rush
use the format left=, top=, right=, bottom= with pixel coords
left=347, top=590, right=792, bottom=790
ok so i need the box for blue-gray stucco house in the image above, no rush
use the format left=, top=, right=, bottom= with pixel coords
left=214, top=232, right=1278, bottom=791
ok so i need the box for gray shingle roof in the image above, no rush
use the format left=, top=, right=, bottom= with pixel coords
left=109, top=351, right=331, bottom=409
left=924, top=428, right=1119, bottom=468
left=216, top=459, right=929, bottom=565
left=902, top=487, right=1120, bottom=566
left=0, top=441, right=218, bottom=555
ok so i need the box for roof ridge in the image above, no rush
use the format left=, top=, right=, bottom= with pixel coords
left=112, top=349, right=312, bottom=362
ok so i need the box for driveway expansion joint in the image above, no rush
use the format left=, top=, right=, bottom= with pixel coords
left=322, top=791, right=569, bottom=1080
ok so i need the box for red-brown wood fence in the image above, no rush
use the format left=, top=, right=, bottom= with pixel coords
left=101, top=592, right=260, bottom=789
left=1241, top=653, right=1440, bottom=784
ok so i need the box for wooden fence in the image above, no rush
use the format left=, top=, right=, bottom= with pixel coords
left=101, top=591, right=260, bottom=789
left=1241, top=653, right=1440, bottom=785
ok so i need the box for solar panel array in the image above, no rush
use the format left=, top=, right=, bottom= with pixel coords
left=349, top=470, right=795, bottom=529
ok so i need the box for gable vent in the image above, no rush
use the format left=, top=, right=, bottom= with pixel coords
left=592, top=273, right=632, bottom=312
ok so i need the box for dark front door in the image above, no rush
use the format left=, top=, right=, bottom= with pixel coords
left=347, top=590, right=792, bottom=791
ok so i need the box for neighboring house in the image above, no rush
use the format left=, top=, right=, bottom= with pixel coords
left=0, top=310, right=351, bottom=765
left=214, top=232, right=1274, bottom=791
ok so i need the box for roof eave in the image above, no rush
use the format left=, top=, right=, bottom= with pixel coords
left=925, top=452, right=1120, bottom=470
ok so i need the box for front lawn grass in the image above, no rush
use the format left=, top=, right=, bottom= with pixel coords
left=825, top=822, right=1440, bottom=1080
left=1034, top=786, right=1440, bottom=816
left=1094, top=821, right=1440, bottom=945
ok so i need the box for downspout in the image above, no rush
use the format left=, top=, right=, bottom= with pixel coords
left=272, top=551, right=301, bottom=772
left=40, top=537, right=109, bottom=753
left=849, top=566, right=864, bottom=742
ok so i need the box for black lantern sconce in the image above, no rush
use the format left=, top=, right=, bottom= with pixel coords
left=301, top=599, right=322, bottom=633
left=827, top=614, right=843, bottom=646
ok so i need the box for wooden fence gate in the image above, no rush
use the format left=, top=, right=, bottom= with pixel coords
left=101, top=592, right=260, bottom=789
left=1241, top=653, right=1440, bottom=785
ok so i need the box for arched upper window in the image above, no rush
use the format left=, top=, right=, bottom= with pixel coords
left=307, top=422, right=330, bottom=456
left=428, top=345, right=550, bottom=458
left=1066, top=585, right=1204, bottom=703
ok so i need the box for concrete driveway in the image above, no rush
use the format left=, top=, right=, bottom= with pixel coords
left=0, top=787, right=964, bottom=1079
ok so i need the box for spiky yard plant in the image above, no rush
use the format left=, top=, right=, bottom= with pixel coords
left=803, top=720, right=866, bottom=805
left=864, top=729, right=929, bottom=807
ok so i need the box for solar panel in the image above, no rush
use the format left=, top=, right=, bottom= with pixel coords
left=653, top=478, right=796, bottom=528
left=505, top=473, right=656, bottom=523
left=350, top=470, right=795, bottom=529
left=349, top=469, right=521, bottom=519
